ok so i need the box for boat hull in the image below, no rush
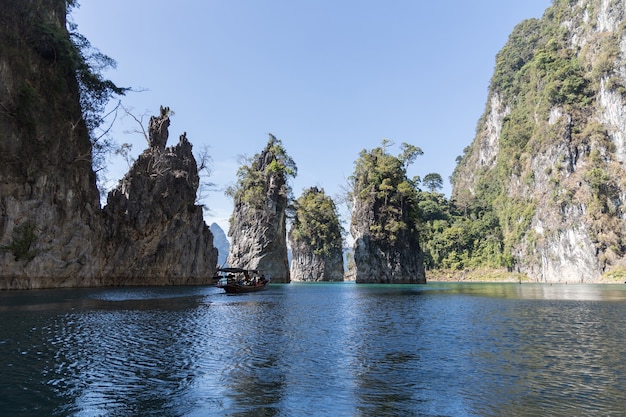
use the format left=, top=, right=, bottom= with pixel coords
left=214, top=267, right=270, bottom=294
left=220, top=282, right=269, bottom=294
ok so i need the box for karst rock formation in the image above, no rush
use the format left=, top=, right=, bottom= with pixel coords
left=0, top=1, right=217, bottom=289
left=289, top=187, right=344, bottom=282
left=227, top=135, right=293, bottom=283
left=102, top=107, right=218, bottom=284
left=350, top=146, right=426, bottom=284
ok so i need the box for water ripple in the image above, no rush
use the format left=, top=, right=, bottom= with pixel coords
left=2, top=284, right=626, bottom=416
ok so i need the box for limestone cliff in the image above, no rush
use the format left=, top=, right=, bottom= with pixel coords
left=350, top=145, right=426, bottom=284
left=227, top=134, right=295, bottom=283
left=0, top=1, right=217, bottom=288
left=289, top=187, right=344, bottom=281
left=0, top=0, right=104, bottom=288
left=452, top=0, right=626, bottom=282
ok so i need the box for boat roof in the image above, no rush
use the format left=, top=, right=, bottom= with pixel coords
left=217, top=267, right=260, bottom=274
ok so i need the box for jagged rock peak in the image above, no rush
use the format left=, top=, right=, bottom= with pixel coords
left=103, top=107, right=217, bottom=283
left=227, top=134, right=295, bottom=283
left=148, top=105, right=170, bottom=149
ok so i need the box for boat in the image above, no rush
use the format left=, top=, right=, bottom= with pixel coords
left=214, top=267, right=270, bottom=294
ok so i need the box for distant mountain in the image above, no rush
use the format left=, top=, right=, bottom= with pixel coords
left=210, top=223, right=230, bottom=268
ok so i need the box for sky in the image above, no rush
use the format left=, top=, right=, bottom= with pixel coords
left=71, top=0, right=552, bottom=236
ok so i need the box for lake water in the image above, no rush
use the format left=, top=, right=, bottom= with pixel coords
left=2, top=282, right=626, bottom=416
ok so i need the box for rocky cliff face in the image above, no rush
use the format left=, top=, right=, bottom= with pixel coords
left=0, top=0, right=105, bottom=288
left=0, top=1, right=217, bottom=288
left=227, top=135, right=293, bottom=283
left=351, top=213, right=426, bottom=284
left=289, top=240, right=344, bottom=281
left=452, top=0, right=626, bottom=282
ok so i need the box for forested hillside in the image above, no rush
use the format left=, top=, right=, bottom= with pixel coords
left=449, top=0, right=626, bottom=282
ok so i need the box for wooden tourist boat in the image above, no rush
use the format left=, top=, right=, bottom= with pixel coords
left=215, top=267, right=270, bottom=294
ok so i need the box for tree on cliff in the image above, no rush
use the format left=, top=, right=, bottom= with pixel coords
left=226, top=134, right=297, bottom=282
left=349, top=141, right=426, bottom=283
left=289, top=187, right=344, bottom=281
left=65, top=2, right=128, bottom=193
left=422, top=173, right=443, bottom=192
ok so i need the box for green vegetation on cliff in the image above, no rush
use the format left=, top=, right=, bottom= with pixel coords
left=1, top=0, right=127, bottom=194
left=290, top=187, right=343, bottom=257
left=226, top=134, right=297, bottom=212
left=447, top=0, right=626, bottom=277
left=349, top=140, right=426, bottom=283
left=350, top=141, right=422, bottom=245
left=416, top=189, right=516, bottom=271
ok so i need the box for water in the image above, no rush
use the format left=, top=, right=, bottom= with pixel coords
left=1, top=282, right=626, bottom=416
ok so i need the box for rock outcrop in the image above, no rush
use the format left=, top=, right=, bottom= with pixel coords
left=102, top=107, right=218, bottom=285
left=289, top=187, right=344, bottom=281
left=452, top=0, right=626, bottom=282
left=0, top=0, right=104, bottom=288
left=0, top=1, right=217, bottom=288
left=227, top=135, right=294, bottom=283
left=350, top=145, right=426, bottom=284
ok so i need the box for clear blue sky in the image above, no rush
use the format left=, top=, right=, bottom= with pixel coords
left=71, top=1, right=552, bottom=235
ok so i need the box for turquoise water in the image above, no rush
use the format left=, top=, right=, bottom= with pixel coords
left=1, top=282, right=626, bottom=416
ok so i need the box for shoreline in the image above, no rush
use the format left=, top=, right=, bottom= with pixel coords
left=426, top=268, right=626, bottom=285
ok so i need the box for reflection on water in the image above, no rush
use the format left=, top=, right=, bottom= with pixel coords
left=1, top=283, right=626, bottom=416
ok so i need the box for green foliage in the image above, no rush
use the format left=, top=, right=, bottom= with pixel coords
left=492, top=5, right=593, bottom=109
left=290, top=187, right=343, bottom=257
left=495, top=198, right=536, bottom=265
left=492, top=18, right=544, bottom=100
left=584, top=167, right=619, bottom=219
left=422, top=173, right=443, bottom=192
left=398, top=142, right=423, bottom=168
left=602, top=265, right=626, bottom=282
left=70, top=29, right=127, bottom=133
left=418, top=192, right=507, bottom=271
left=227, top=134, right=297, bottom=209
left=265, top=135, right=298, bottom=177
left=585, top=167, right=612, bottom=196
left=350, top=141, right=421, bottom=245
left=1, top=222, right=39, bottom=262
